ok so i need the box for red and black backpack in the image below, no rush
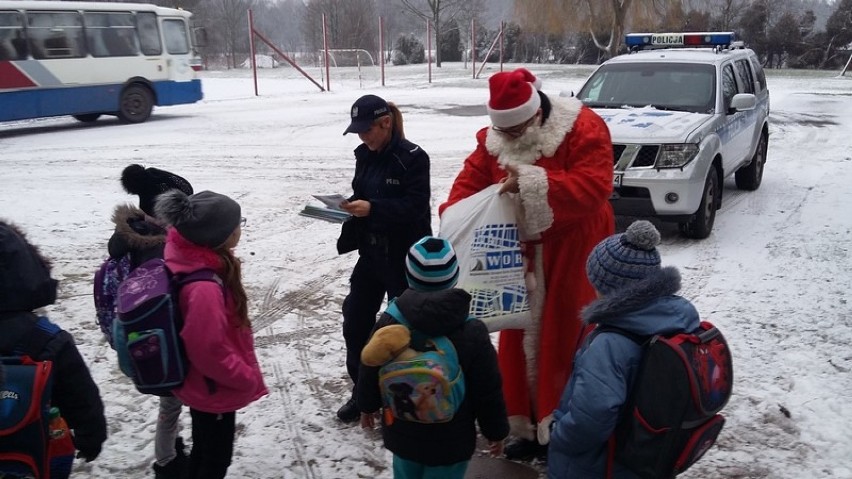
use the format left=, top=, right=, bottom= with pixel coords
left=598, top=321, right=734, bottom=479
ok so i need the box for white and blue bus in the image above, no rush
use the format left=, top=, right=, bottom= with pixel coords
left=0, top=1, right=203, bottom=124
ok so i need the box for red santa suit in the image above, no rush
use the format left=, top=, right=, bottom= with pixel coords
left=439, top=94, right=614, bottom=444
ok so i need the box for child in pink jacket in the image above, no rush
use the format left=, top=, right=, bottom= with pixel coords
left=155, top=190, right=267, bottom=479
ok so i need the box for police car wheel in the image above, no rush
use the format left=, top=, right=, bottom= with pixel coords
left=735, top=132, right=767, bottom=191
left=679, top=169, right=718, bottom=239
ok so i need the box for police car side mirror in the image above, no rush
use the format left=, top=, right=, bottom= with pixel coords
left=730, top=93, right=756, bottom=112
left=559, top=90, right=575, bottom=98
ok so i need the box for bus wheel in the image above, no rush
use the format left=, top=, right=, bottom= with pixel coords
left=118, top=85, right=153, bottom=124
left=73, top=114, right=101, bottom=123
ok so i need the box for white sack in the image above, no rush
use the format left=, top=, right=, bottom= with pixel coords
left=440, top=184, right=530, bottom=331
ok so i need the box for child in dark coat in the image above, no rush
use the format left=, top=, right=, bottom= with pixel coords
left=547, top=220, right=701, bottom=478
left=107, top=163, right=194, bottom=479
left=356, top=236, right=509, bottom=479
left=0, top=220, right=108, bottom=472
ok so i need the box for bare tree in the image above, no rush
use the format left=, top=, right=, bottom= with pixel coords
left=302, top=0, right=377, bottom=63
left=398, top=0, right=466, bottom=67
left=514, top=0, right=674, bottom=60
left=376, top=1, right=421, bottom=63
left=252, top=0, right=307, bottom=55
left=198, top=0, right=257, bottom=69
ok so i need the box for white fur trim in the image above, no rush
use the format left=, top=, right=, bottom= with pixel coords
left=516, top=165, right=553, bottom=235
left=509, top=415, right=537, bottom=441
left=485, top=96, right=584, bottom=163
left=538, top=414, right=554, bottom=445
left=523, top=243, right=545, bottom=395
left=481, top=313, right=531, bottom=332
left=487, top=84, right=541, bottom=128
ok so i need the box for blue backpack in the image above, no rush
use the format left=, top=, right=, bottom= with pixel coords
left=377, top=301, right=468, bottom=424
left=114, top=258, right=219, bottom=396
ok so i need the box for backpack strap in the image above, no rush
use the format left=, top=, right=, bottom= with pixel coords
left=383, top=299, right=463, bottom=361
left=591, top=323, right=650, bottom=479
left=0, top=312, right=61, bottom=360
left=383, top=300, right=409, bottom=328
left=592, top=324, right=651, bottom=346
left=175, top=268, right=221, bottom=288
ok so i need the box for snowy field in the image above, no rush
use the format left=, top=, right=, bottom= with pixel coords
left=1, top=62, right=851, bottom=478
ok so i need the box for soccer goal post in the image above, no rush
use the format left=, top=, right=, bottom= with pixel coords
left=320, top=49, right=376, bottom=68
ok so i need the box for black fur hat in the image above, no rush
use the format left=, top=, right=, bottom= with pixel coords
left=155, top=190, right=241, bottom=248
left=121, top=164, right=193, bottom=216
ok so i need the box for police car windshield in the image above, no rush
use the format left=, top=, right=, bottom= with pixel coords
left=577, top=63, right=716, bottom=114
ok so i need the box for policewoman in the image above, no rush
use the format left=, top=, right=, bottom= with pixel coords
left=335, top=94, right=432, bottom=423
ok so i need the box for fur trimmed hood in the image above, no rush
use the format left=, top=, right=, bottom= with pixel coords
left=111, top=204, right=167, bottom=252
left=582, top=266, right=700, bottom=337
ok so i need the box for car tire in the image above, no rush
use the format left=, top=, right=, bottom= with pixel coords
left=679, top=168, right=718, bottom=239
left=117, top=84, right=154, bottom=124
left=735, top=131, right=767, bottom=191
left=73, top=113, right=101, bottom=123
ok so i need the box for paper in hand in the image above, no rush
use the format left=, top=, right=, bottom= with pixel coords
left=312, top=194, right=348, bottom=212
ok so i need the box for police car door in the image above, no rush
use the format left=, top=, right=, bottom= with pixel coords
left=718, top=62, right=752, bottom=173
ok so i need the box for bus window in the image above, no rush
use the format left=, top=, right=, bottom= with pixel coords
left=0, top=11, right=26, bottom=60
left=162, top=19, right=189, bottom=55
left=84, top=12, right=139, bottom=57
left=1, top=2, right=202, bottom=125
left=27, top=11, right=85, bottom=59
left=137, top=11, right=161, bottom=55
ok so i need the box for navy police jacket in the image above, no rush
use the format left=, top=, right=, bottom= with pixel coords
left=339, top=131, right=432, bottom=265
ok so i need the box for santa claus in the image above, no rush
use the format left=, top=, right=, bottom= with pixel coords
left=439, top=68, right=614, bottom=459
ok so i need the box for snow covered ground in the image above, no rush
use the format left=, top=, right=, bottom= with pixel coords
left=1, top=62, right=851, bottom=479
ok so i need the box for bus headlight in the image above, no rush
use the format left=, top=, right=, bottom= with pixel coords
left=656, top=144, right=699, bottom=168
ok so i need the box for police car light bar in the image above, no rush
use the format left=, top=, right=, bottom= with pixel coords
left=626, top=32, right=736, bottom=50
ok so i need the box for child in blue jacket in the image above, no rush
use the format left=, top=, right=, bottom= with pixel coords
left=547, top=221, right=700, bottom=478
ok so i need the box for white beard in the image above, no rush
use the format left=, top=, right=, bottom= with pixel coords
left=485, top=97, right=583, bottom=168
left=495, top=121, right=545, bottom=167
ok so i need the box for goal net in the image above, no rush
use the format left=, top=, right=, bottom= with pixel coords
left=317, top=48, right=380, bottom=88
left=319, top=49, right=376, bottom=68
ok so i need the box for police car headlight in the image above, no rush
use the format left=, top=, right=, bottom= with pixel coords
left=656, top=144, right=699, bottom=168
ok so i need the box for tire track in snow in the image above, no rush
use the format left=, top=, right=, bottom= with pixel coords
left=271, top=360, right=318, bottom=479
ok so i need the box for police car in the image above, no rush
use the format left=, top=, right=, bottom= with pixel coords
left=575, top=32, right=769, bottom=238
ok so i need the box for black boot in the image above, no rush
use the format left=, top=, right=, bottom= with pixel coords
left=504, top=438, right=548, bottom=462
left=336, top=397, right=360, bottom=423
left=152, top=437, right=189, bottom=479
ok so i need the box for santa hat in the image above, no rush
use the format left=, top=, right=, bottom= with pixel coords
left=487, top=68, right=542, bottom=128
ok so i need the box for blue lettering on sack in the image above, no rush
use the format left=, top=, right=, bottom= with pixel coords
left=485, top=250, right=524, bottom=269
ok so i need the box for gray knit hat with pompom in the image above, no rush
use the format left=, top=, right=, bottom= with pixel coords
left=154, top=190, right=241, bottom=248
left=586, top=220, right=661, bottom=295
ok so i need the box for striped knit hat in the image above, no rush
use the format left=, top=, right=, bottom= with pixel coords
left=405, top=236, right=459, bottom=292
left=586, top=220, right=662, bottom=295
